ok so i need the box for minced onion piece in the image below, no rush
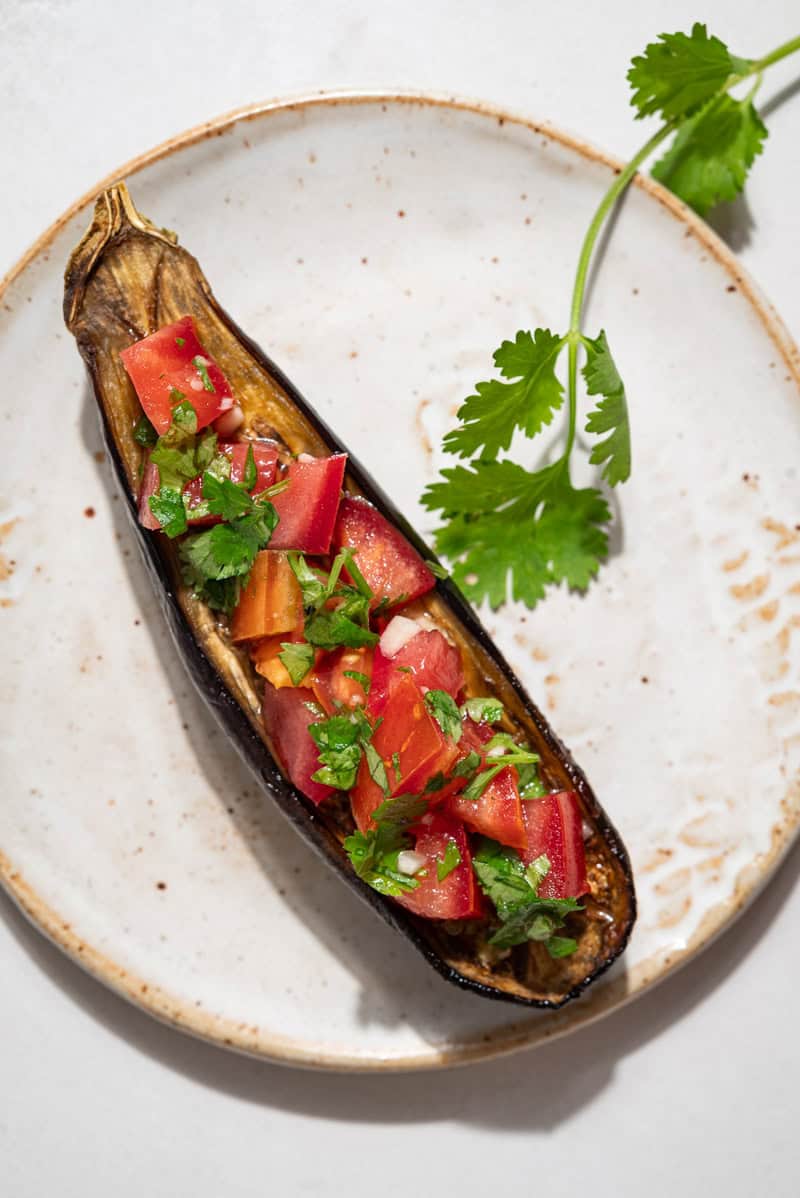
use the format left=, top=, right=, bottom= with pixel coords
left=396, top=850, right=427, bottom=876
left=213, top=404, right=244, bottom=436
left=379, top=614, right=420, bottom=658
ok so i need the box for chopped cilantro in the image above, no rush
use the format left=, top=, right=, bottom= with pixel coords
left=423, top=772, right=447, bottom=794
left=133, top=414, right=158, bottom=447
left=517, top=757, right=547, bottom=799
left=462, top=737, right=539, bottom=801
left=461, top=697, right=504, bottom=725
left=424, top=690, right=463, bottom=742
left=372, top=793, right=428, bottom=826
left=175, top=336, right=186, bottom=347
left=344, top=824, right=419, bottom=897
left=242, top=444, right=258, bottom=491
left=192, top=355, right=216, bottom=392
left=278, top=641, right=315, bottom=685
left=451, top=750, right=481, bottom=781
left=148, top=486, right=188, bottom=538
left=289, top=549, right=379, bottom=651
left=363, top=741, right=390, bottom=797
left=308, top=713, right=364, bottom=790
left=472, top=839, right=582, bottom=955
left=437, top=839, right=462, bottom=882
left=343, top=670, right=371, bottom=694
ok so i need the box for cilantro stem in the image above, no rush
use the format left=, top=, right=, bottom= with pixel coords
left=564, top=28, right=800, bottom=460
left=750, top=33, right=800, bottom=74
left=564, top=122, right=675, bottom=458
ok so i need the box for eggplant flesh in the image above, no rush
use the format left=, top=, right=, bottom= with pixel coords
left=64, top=184, right=636, bottom=1007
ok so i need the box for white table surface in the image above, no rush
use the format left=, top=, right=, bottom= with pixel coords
left=2, top=2, right=799, bottom=1194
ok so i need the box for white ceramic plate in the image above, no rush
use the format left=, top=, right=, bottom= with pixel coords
left=2, top=93, right=799, bottom=1072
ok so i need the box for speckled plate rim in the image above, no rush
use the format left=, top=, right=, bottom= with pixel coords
left=2, top=89, right=799, bottom=1073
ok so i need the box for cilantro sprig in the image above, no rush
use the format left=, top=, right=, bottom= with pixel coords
left=423, top=24, right=800, bottom=610
left=472, top=840, right=582, bottom=956
left=288, top=550, right=379, bottom=651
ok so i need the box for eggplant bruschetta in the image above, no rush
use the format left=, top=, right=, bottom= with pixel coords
left=64, top=184, right=635, bottom=1007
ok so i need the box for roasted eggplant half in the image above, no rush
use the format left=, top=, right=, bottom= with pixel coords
left=64, top=183, right=635, bottom=1007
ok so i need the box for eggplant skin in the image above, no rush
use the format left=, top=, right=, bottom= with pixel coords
left=64, top=184, right=636, bottom=1008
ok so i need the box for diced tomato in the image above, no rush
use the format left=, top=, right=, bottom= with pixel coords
left=333, top=495, right=435, bottom=607
left=350, top=673, right=459, bottom=830
left=261, top=683, right=333, bottom=806
left=310, top=646, right=373, bottom=715
left=121, top=316, right=233, bottom=434
left=230, top=550, right=303, bottom=643
left=251, top=629, right=314, bottom=689
left=269, top=454, right=347, bottom=554
left=446, top=766, right=526, bottom=850
left=138, top=461, right=162, bottom=531
left=370, top=629, right=464, bottom=716
left=519, top=791, right=589, bottom=898
left=182, top=440, right=279, bottom=522
left=395, top=814, right=482, bottom=920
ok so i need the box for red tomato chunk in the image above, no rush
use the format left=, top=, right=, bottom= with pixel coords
left=370, top=629, right=464, bottom=716
left=351, top=673, right=459, bottom=831
left=270, top=454, right=347, bottom=554
left=261, top=682, right=334, bottom=807
left=310, top=646, right=373, bottom=715
left=396, top=814, right=482, bottom=920
left=121, top=316, right=233, bottom=434
left=333, top=495, right=435, bottom=607
left=520, top=791, right=588, bottom=898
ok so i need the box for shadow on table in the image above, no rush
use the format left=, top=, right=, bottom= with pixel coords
left=4, top=834, right=799, bottom=1132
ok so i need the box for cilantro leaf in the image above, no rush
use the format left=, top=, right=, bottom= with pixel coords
left=651, top=93, right=768, bottom=216
left=171, top=399, right=198, bottom=435
left=242, top=444, right=257, bottom=492
left=148, top=487, right=188, bottom=538
left=344, top=825, right=419, bottom=897
left=533, top=479, right=610, bottom=591
left=437, top=839, right=462, bottom=882
left=342, top=670, right=370, bottom=694
left=431, top=466, right=609, bottom=609
left=192, top=355, right=216, bottom=392
left=451, top=750, right=481, bottom=781
left=472, top=840, right=534, bottom=919
left=202, top=471, right=255, bottom=521
left=363, top=740, right=390, bottom=797
left=133, top=414, right=158, bottom=447
left=488, top=896, right=583, bottom=950
left=422, top=458, right=543, bottom=516
left=628, top=23, right=750, bottom=121
left=442, top=330, right=565, bottom=460
left=308, top=713, right=364, bottom=790
left=149, top=427, right=217, bottom=491
left=372, top=793, right=429, bottom=825
left=546, top=936, right=580, bottom=958
left=278, top=641, right=315, bottom=686
left=517, top=758, right=547, bottom=799
left=423, top=690, right=463, bottom=742
left=582, top=330, right=631, bottom=486
left=472, top=839, right=582, bottom=954
left=305, top=609, right=379, bottom=650
left=461, top=697, right=504, bottom=724
left=179, top=501, right=278, bottom=609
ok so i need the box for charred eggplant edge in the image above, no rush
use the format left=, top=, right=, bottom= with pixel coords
left=64, top=185, right=636, bottom=1008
